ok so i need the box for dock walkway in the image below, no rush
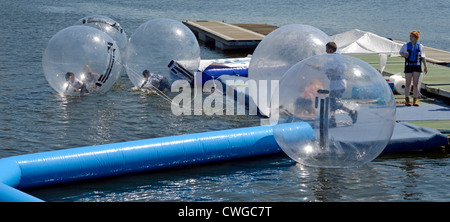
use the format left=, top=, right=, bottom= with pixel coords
left=182, top=21, right=276, bottom=51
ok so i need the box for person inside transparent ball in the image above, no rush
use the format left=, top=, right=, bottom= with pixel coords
left=324, top=42, right=358, bottom=127
left=140, top=69, right=171, bottom=93
left=82, top=65, right=101, bottom=92
left=280, top=42, right=358, bottom=127
left=64, top=72, right=89, bottom=95
left=278, top=79, right=325, bottom=124
left=271, top=52, right=396, bottom=168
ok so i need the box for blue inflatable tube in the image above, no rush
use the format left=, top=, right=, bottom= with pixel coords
left=203, top=67, right=248, bottom=77
left=0, top=183, right=44, bottom=202
left=201, top=67, right=249, bottom=84
left=0, top=122, right=313, bottom=202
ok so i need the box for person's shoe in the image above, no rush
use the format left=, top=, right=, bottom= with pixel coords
left=349, top=110, right=358, bottom=124
left=413, top=98, right=419, bottom=107
left=405, top=97, right=412, bottom=106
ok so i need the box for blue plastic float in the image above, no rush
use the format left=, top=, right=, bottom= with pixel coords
left=0, top=122, right=314, bottom=202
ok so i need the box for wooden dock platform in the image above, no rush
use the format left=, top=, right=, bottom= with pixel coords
left=182, top=21, right=277, bottom=51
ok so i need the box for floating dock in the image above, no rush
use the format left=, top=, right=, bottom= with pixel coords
left=184, top=21, right=450, bottom=103
left=183, top=20, right=450, bottom=64
left=182, top=20, right=277, bottom=51
left=183, top=21, right=449, bottom=140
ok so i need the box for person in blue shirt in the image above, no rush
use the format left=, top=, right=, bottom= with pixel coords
left=399, top=30, right=428, bottom=106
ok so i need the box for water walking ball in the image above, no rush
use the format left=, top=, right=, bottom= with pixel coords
left=248, top=24, right=332, bottom=116
left=125, top=18, right=200, bottom=88
left=74, top=15, right=127, bottom=61
left=270, top=54, right=396, bottom=168
left=42, top=25, right=122, bottom=96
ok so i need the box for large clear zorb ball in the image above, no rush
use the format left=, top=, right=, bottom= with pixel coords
left=75, top=15, right=127, bottom=61
left=270, top=54, right=395, bottom=168
left=248, top=24, right=331, bottom=116
left=125, top=18, right=200, bottom=88
left=42, top=25, right=122, bottom=96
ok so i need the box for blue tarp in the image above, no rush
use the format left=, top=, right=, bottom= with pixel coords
left=385, top=122, right=448, bottom=153
left=396, top=103, right=450, bottom=121
left=386, top=103, right=449, bottom=152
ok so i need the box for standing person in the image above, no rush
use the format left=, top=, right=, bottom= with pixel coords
left=325, top=42, right=357, bottom=127
left=399, top=30, right=428, bottom=106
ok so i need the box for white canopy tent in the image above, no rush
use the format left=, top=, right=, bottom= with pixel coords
left=331, top=29, right=403, bottom=73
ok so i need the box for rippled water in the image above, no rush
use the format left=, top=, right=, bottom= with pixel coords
left=26, top=152, right=450, bottom=202
left=1, top=0, right=449, bottom=202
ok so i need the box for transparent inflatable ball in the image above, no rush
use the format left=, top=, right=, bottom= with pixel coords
left=42, top=25, right=122, bottom=96
left=74, top=15, right=127, bottom=61
left=248, top=24, right=332, bottom=116
left=271, top=54, right=396, bottom=168
left=125, top=18, right=200, bottom=89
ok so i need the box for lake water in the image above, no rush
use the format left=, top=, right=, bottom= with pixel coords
left=0, top=0, right=448, bottom=202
